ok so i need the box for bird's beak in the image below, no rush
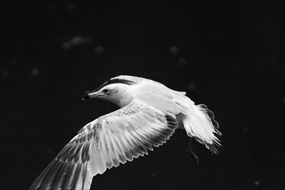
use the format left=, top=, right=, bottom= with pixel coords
left=82, top=90, right=104, bottom=101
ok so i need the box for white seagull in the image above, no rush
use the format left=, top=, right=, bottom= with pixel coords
left=29, top=75, right=221, bottom=190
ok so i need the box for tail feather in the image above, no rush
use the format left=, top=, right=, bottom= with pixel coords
left=183, top=103, right=221, bottom=153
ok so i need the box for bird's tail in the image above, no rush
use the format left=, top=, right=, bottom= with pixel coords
left=182, top=102, right=221, bottom=153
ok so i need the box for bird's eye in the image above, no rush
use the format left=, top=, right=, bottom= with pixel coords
left=102, top=89, right=110, bottom=94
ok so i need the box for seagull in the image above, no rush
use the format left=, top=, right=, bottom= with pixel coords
left=29, top=75, right=221, bottom=190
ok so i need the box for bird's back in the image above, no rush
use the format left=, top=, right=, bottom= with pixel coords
left=132, top=80, right=189, bottom=116
left=132, top=78, right=221, bottom=153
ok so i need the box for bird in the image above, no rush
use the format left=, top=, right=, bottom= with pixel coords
left=29, top=75, right=221, bottom=190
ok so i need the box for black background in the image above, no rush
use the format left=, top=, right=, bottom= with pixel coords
left=2, top=0, right=285, bottom=189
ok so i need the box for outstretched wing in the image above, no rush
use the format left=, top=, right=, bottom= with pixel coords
left=29, top=100, right=178, bottom=190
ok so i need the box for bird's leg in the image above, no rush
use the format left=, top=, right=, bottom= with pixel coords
left=186, top=139, right=199, bottom=165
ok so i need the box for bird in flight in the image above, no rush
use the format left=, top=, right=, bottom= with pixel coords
left=29, top=75, right=221, bottom=190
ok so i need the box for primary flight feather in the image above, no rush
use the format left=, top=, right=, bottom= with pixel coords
left=29, top=75, right=221, bottom=190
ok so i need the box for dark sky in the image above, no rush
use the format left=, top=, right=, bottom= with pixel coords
left=2, top=1, right=285, bottom=190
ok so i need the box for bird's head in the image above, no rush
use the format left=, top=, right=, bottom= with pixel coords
left=82, top=76, right=138, bottom=107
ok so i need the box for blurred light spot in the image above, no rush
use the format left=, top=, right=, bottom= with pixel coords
left=253, top=180, right=260, bottom=186
left=150, top=173, right=156, bottom=178
left=169, top=46, right=179, bottom=55
left=31, top=68, right=40, bottom=77
left=65, top=3, right=75, bottom=12
left=10, top=58, right=17, bottom=65
left=62, top=36, right=92, bottom=50
left=243, top=127, right=248, bottom=133
left=49, top=5, right=57, bottom=13
left=177, top=58, right=187, bottom=66
left=70, top=36, right=85, bottom=45
left=1, top=70, right=9, bottom=78
left=62, top=42, right=71, bottom=50
left=281, top=96, right=285, bottom=104
left=94, top=46, right=104, bottom=54
left=187, top=83, right=196, bottom=91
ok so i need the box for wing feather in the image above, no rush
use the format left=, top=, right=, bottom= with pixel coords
left=29, top=100, right=178, bottom=190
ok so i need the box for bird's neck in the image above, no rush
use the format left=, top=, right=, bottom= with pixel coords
left=116, top=98, right=133, bottom=107
left=110, top=90, right=134, bottom=108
